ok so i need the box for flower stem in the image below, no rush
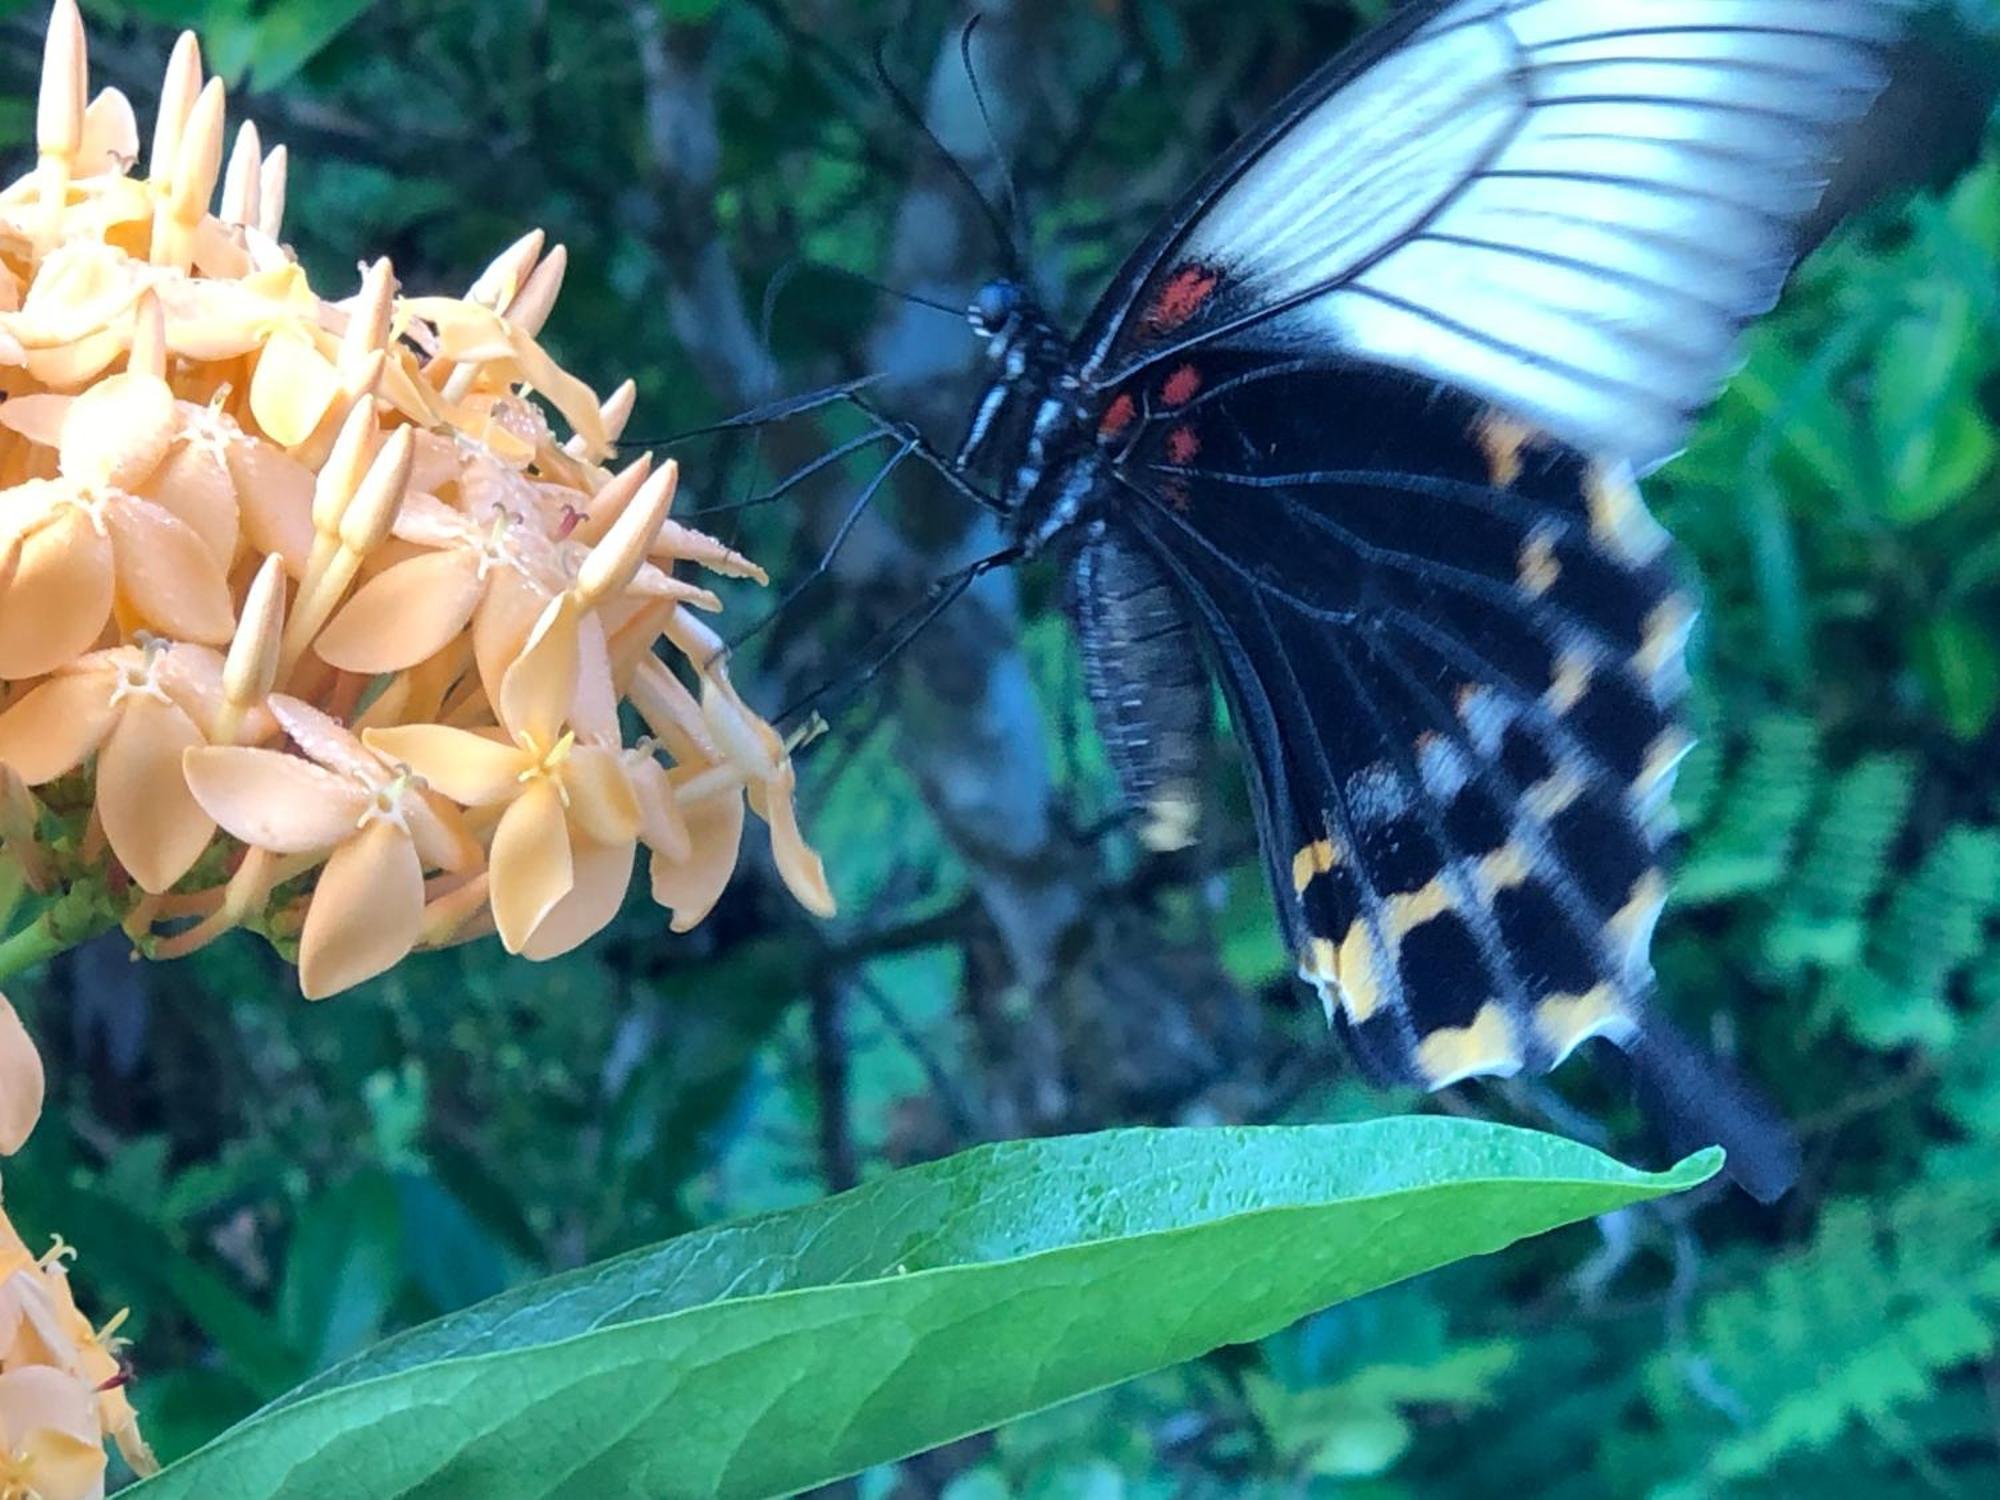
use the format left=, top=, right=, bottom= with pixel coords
left=0, top=883, right=114, bottom=984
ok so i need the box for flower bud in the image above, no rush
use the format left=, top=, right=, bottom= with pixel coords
left=575, top=460, right=676, bottom=609
left=338, top=426, right=414, bottom=555
left=149, top=32, right=202, bottom=182
left=36, top=0, right=86, bottom=163
left=220, top=119, right=261, bottom=227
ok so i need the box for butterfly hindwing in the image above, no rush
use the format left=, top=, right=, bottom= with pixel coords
left=1109, top=352, right=1692, bottom=1089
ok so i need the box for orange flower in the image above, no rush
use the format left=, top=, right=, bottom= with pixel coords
left=183, top=696, right=477, bottom=997
left=365, top=598, right=643, bottom=958
left=0, top=1203, right=155, bottom=1485
left=640, top=613, right=834, bottom=931
left=0, top=995, right=41, bottom=1157
left=0, top=641, right=220, bottom=893
left=0, top=0, right=831, bottom=1002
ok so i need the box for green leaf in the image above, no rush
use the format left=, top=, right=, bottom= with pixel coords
left=240, top=0, right=373, bottom=88
left=131, top=1123, right=1713, bottom=1500
left=1913, top=611, right=2000, bottom=741
left=275, top=1169, right=403, bottom=1371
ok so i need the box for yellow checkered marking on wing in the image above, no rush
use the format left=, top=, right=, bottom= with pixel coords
left=1382, top=875, right=1457, bottom=940
left=1585, top=463, right=1669, bottom=567
left=1517, top=526, right=1562, bottom=599
left=1609, top=870, right=1669, bottom=974
left=1533, top=984, right=1634, bottom=1065
left=1637, top=729, right=1694, bottom=802
left=1335, top=922, right=1386, bottom=1023
left=1474, top=840, right=1533, bottom=901
left=1634, top=597, right=1695, bottom=684
left=1475, top=409, right=1539, bottom=489
left=1416, top=1003, right=1524, bottom=1087
left=1524, top=767, right=1586, bottom=822
left=1292, top=838, right=1341, bottom=895
left=1544, top=650, right=1595, bottom=716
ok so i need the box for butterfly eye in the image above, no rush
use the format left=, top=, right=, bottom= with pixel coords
left=968, top=280, right=1021, bottom=336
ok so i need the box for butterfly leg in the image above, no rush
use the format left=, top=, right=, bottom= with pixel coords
left=778, top=542, right=1027, bottom=727
left=722, top=440, right=917, bottom=659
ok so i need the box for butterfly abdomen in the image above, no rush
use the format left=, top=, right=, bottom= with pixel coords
left=1068, top=524, right=1210, bottom=852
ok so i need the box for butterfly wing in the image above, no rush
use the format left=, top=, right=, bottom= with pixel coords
left=1104, top=352, right=1797, bottom=1198
left=1076, top=0, right=1904, bottom=470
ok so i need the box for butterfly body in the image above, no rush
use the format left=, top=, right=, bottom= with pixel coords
left=941, top=0, right=1909, bottom=1199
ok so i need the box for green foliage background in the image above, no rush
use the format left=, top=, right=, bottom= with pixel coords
left=3, top=0, right=2000, bottom=1494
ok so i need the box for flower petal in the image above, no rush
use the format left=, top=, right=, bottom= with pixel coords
left=105, top=495, right=235, bottom=644
left=58, top=372, right=176, bottom=491
left=297, top=821, right=424, bottom=999
left=0, top=1367, right=106, bottom=1491
left=0, top=393, right=71, bottom=448
left=247, top=327, right=340, bottom=448
left=0, top=667, right=116, bottom=783
left=520, top=836, right=632, bottom=961
left=569, top=608, right=621, bottom=745
left=488, top=778, right=571, bottom=953
left=0, top=992, right=46, bottom=1155
left=0, top=506, right=114, bottom=680
left=628, top=755, right=690, bottom=863
left=470, top=565, right=547, bottom=708
left=228, top=437, right=316, bottom=578
left=312, top=548, right=482, bottom=673
left=182, top=746, right=365, bottom=852
left=363, top=724, right=526, bottom=806
left=561, top=744, right=641, bottom=846
left=97, top=694, right=212, bottom=893
left=267, top=695, right=374, bottom=781
left=753, top=764, right=836, bottom=919
left=651, top=780, right=743, bottom=933
left=499, top=592, right=578, bottom=752
left=144, top=440, right=240, bottom=568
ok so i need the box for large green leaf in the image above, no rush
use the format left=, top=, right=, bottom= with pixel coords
left=130, top=1122, right=1714, bottom=1500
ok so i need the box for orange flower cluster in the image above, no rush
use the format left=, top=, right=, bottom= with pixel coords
left=0, top=993, right=154, bottom=1496
left=0, top=1, right=832, bottom=1000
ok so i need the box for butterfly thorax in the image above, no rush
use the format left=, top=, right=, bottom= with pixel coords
left=956, top=281, right=1119, bottom=554
left=953, top=280, right=1212, bottom=854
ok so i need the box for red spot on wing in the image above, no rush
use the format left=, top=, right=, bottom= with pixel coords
left=1098, top=392, right=1138, bottom=441
left=1165, top=425, right=1202, bottom=466
left=1160, top=476, right=1192, bottom=513
left=1161, top=363, right=1202, bottom=407
left=1143, top=262, right=1223, bottom=335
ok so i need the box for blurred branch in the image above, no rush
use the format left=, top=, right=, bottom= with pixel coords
left=809, top=979, right=859, bottom=1192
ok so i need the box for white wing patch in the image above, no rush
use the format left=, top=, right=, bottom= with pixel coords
left=1161, top=0, right=1904, bottom=470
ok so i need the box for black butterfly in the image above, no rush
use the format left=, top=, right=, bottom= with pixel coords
left=922, top=0, right=1912, bottom=1201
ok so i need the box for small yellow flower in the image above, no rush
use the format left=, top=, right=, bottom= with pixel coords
left=0, top=1196, right=155, bottom=1482
left=0, top=641, right=222, bottom=894
left=183, top=696, right=478, bottom=998
left=642, top=613, right=835, bottom=930
left=0, top=0, right=831, bottom=1000
left=0, top=995, right=41, bottom=1157
left=365, top=599, right=642, bottom=958
left=0, top=1367, right=104, bottom=1500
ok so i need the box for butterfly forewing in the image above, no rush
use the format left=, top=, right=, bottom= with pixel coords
left=1077, top=0, right=1906, bottom=469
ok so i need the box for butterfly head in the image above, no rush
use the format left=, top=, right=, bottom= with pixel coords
left=967, top=278, right=1027, bottom=342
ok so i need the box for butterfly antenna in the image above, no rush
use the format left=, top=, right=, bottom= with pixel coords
left=960, top=14, right=1031, bottom=261
left=765, top=255, right=964, bottom=324
left=872, top=34, right=1024, bottom=279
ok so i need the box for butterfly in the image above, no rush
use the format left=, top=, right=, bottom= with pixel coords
left=943, top=0, right=1908, bottom=1201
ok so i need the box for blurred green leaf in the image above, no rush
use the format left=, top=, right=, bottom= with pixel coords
left=1913, top=610, right=2000, bottom=739
left=276, top=1169, right=403, bottom=1370
left=131, top=1124, right=1714, bottom=1500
